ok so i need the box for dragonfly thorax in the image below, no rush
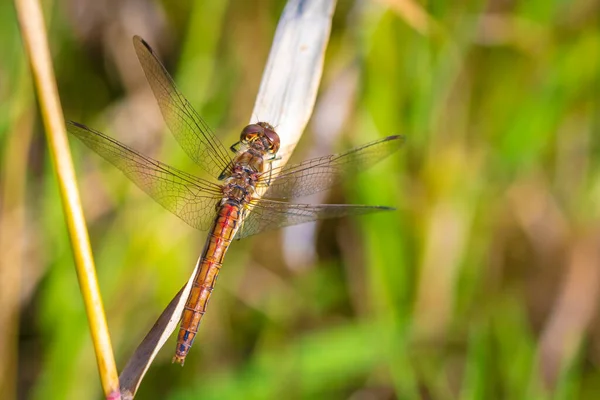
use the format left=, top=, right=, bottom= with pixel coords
left=230, top=152, right=267, bottom=177
left=221, top=175, right=257, bottom=204
left=221, top=156, right=263, bottom=205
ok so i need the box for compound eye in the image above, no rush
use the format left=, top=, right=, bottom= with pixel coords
left=263, top=128, right=281, bottom=153
left=240, top=124, right=263, bottom=142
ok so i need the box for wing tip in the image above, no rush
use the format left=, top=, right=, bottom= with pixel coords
left=67, top=120, right=87, bottom=130
left=385, top=135, right=406, bottom=144
left=133, top=35, right=153, bottom=54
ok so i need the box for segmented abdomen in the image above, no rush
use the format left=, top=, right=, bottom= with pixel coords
left=173, top=202, right=242, bottom=364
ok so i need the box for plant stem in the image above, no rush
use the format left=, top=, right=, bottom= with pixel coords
left=14, top=0, right=120, bottom=398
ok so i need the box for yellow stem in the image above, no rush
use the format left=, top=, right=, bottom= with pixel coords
left=14, top=0, right=120, bottom=398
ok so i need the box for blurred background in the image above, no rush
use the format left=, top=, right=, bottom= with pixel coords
left=1, top=0, right=600, bottom=398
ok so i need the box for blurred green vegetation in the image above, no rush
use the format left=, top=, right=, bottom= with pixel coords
left=2, top=0, right=600, bottom=399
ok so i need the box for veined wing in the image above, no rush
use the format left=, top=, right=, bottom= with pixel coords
left=133, top=35, right=232, bottom=179
left=258, top=135, right=404, bottom=199
left=67, top=121, right=222, bottom=231
left=235, top=198, right=394, bottom=239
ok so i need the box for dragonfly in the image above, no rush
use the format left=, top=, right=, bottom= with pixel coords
left=67, top=35, right=404, bottom=365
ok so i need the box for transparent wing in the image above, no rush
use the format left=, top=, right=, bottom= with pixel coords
left=133, top=35, right=232, bottom=178
left=258, top=135, right=404, bottom=199
left=67, top=121, right=222, bottom=231
left=235, top=199, right=394, bottom=239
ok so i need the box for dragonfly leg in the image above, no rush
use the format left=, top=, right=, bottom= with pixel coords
left=217, top=143, right=242, bottom=180
left=266, top=160, right=274, bottom=185
left=264, top=154, right=281, bottom=186
left=229, top=142, right=241, bottom=153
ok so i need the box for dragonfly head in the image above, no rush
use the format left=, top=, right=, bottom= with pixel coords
left=240, top=122, right=280, bottom=155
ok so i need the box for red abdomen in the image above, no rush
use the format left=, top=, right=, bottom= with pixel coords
left=173, top=203, right=241, bottom=365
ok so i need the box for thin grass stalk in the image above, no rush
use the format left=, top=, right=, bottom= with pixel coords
left=14, top=0, right=120, bottom=398
left=119, top=0, right=337, bottom=396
